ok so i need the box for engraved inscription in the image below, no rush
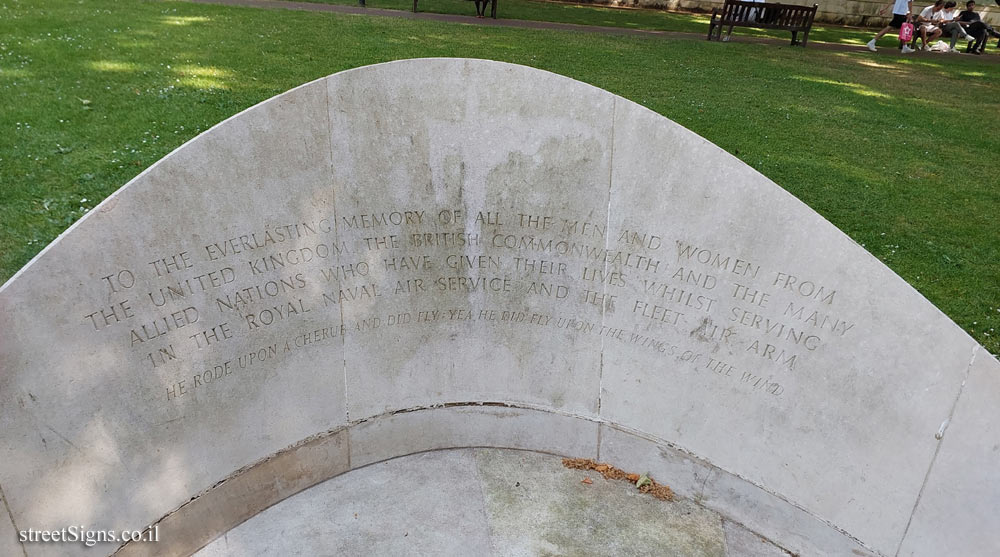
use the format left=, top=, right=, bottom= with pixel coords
left=77, top=198, right=856, bottom=404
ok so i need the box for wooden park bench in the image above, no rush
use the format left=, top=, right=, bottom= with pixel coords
left=707, top=0, right=818, bottom=46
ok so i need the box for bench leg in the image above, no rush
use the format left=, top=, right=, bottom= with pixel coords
left=491, top=0, right=497, bottom=18
left=801, top=29, right=810, bottom=47
left=412, top=0, right=417, bottom=12
left=791, top=30, right=798, bottom=46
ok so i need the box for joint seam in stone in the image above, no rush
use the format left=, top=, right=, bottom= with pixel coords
left=719, top=517, right=731, bottom=555
left=697, top=468, right=712, bottom=501
left=346, top=424, right=353, bottom=471
left=596, top=422, right=603, bottom=461
left=469, top=450, right=500, bottom=555
left=596, top=96, right=616, bottom=421
left=321, top=74, right=351, bottom=426
left=0, top=482, right=28, bottom=557
left=893, top=343, right=980, bottom=557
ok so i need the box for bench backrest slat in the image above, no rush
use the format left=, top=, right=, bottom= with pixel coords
left=711, top=0, right=816, bottom=45
left=717, top=0, right=816, bottom=26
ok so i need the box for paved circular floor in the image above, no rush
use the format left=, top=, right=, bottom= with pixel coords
left=194, top=448, right=789, bottom=556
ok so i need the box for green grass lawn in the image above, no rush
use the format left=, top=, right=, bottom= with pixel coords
left=1, top=0, right=997, bottom=355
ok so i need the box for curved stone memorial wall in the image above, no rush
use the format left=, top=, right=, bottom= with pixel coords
left=1, top=59, right=997, bottom=557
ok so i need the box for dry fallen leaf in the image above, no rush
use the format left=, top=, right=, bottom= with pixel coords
left=562, top=458, right=674, bottom=501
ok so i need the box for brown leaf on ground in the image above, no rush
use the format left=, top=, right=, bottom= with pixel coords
left=639, top=482, right=676, bottom=501
left=560, top=458, right=674, bottom=501
left=603, top=468, right=627, bottom=481
left=562, top=458, right=594, bottom=470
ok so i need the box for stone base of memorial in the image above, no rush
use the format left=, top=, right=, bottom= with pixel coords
left=1, top=59, right=996, bottom=557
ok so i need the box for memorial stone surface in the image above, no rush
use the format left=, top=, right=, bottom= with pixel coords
left=193, top=448, right=789, bottom=556
left=0, top=58, right=997, bottom=557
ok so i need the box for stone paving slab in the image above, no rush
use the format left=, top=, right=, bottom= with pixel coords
left=194, top=448, right=791, bottom=556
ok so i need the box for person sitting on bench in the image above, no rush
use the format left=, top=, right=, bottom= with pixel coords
left=911, top=0, right=944, bottom=50
left=936, top=0, right=977, bottom=51
left=956, top=0, right=990, bottom=53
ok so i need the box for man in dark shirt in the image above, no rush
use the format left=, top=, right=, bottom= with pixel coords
left=957, top=0, right=990, bottom=53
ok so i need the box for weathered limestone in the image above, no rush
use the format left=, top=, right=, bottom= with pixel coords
left=0, top=493, right=19, bottom=557
left=116, top=430, right=350, bottom=557
left=0, top=59, right=997, bottom=557
left=350, top=406, right=600, bottom=469
left=326, top=62, right=614, bottom=418
left=597, top=425, right=878, bottom=556
left=601, top=97, right=977, bottom=552
left=896, top=347, right=1000, bottom=556
left=194, top=449, right=787, bottom=557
